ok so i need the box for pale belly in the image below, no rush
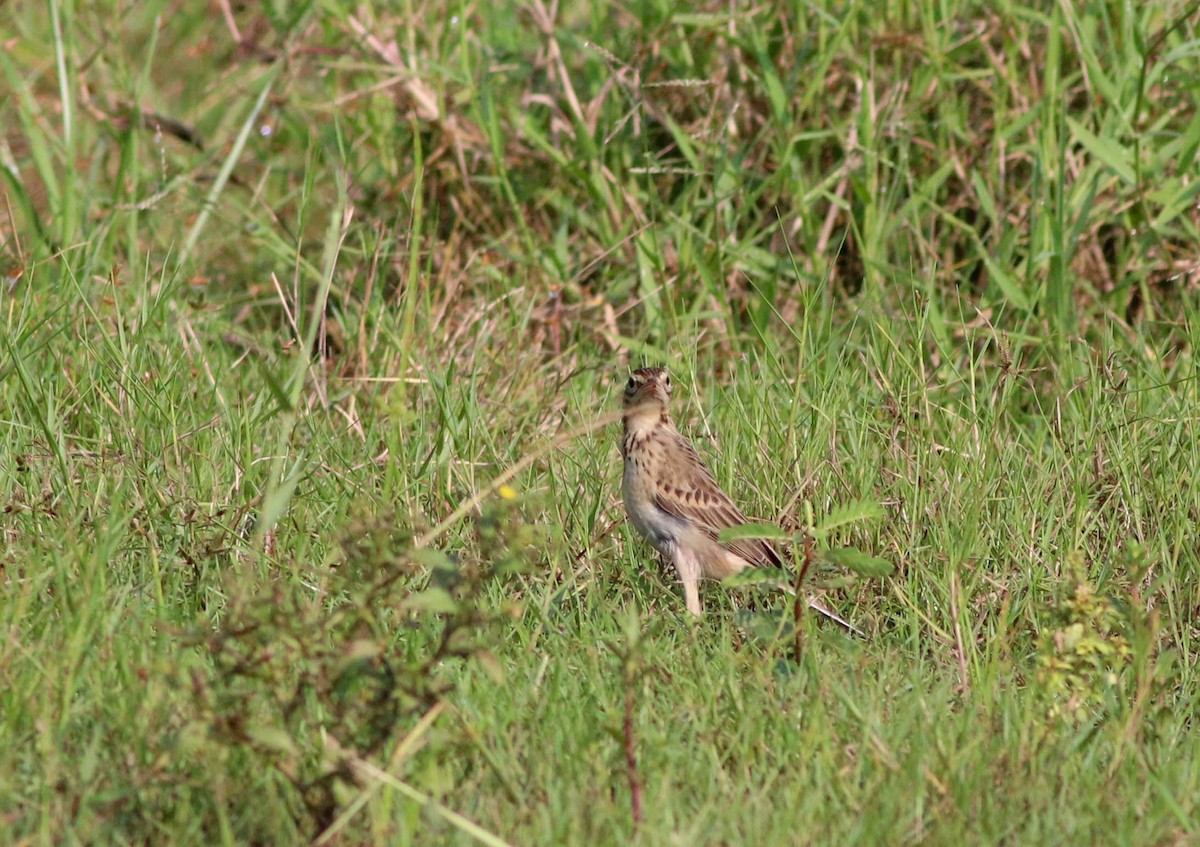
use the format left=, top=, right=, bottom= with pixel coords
left=622, top=459, right=686, bottom=555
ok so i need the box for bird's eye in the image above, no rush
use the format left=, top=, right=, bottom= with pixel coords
left=625, top=377, right=638, bottom=395
left=663, top=375, right=672, bottom=392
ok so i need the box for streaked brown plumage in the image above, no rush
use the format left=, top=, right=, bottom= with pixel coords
left=620, top=366, right=856, bottom=630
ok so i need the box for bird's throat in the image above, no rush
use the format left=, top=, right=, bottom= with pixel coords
left=622, top=404, right=671, bottom=439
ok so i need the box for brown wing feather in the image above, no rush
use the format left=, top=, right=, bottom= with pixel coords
left=652, top=433, right=783, bottom=568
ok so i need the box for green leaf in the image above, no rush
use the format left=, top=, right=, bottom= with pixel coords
left=820, top=546, right=894, bottom=577
left=757, top=51, right=788, bottom=125
left=812, top=500, right=884, bottom=537
left=806, top=575, right=859, bottom=591
left=619, top=605, right=642, bottom=648
left=609, top=334, right=671, bottom=364
left=474, top=648, right=506, bottom=684
left=401, top=588, right=460, bottom=614
left=723, top=567, right=790, bottom=588
left=984, top=256, right=1031, bottom=311
left=718, top=522, right=790, bottom=544
left=660, top=114, right=700, bottom=172
left=245, top=724, right=299, bottom=757
left=735, top=609, right=794, bottom=643
left=254, top=356, right=294, bottom=414
left=341, top=638, right=381, bottom=663
left=1066, top=117, right=1135, bottom=184
left=255, top=458, right=307, bottom=542
left=410, top=548, right=456, bottom=570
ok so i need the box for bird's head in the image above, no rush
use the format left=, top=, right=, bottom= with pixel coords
left=622, top=367, right=673, bottom=423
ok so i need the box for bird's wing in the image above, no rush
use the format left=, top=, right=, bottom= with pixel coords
left=652, top=433, right=783, bottom=569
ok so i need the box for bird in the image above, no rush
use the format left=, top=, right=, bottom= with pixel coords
left=619, top=366, right=858, bottom=631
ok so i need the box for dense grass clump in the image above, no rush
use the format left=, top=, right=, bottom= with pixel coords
left=1, top=1, right=1198, bottom=844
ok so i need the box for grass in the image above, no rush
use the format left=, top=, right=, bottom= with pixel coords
left=2, top=0, right=1199, bottom=843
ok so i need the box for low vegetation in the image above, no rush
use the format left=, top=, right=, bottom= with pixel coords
left=1, top=0, right=1198, bottom=843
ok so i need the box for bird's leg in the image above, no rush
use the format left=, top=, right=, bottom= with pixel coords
left=671, top=546, right=702, bottom=615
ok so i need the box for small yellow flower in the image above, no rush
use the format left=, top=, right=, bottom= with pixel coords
left=498, top=484, right=518, bottom=501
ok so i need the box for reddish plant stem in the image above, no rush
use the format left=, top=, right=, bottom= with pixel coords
left=794, top=533, right=815, bottom=658
left=623, top=680, right=643, bottom=830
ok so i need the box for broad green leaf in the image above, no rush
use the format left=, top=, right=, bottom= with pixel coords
left=341, top=639, right=381, bottom=662
left=735, top=609, right=794, bottom=643
left=1066, top=117, right=1135, bottom=184
left=620, top=605, right=642, bottom=646
left=410, top=548, right=456, bottom=570
left=757, top=52, right=788, bottom=125
left=821, top=546, right=894, bottom=578
left=723, top=567, right=790, bottom=588
left=1151, top=179, right=1200, bottom=230
left=813, top=500, right=884, bottom=537
left=255, top=458, right=307, bottom=542
left=245, top=725, right=299, bottom=757
left=474, top=649, right=506, bottom=684
left=971, top=169, right=1000, bottom=225
left=718, top=522, right=791, bottom=544
left=608, top=334, right=671, bottom=364
left=401, top=588, right=460, bottom=614
left=660, top=114, right=700, bottom=171
left=984, top=256, right=1031, bottom=311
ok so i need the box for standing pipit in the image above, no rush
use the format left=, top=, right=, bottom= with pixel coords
left=620, top=366, right=856, bottom=630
